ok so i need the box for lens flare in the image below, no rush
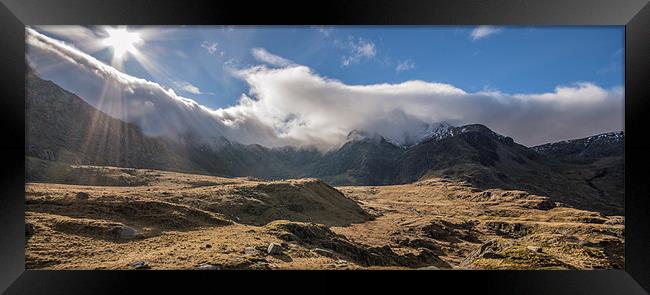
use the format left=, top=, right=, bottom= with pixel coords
left=102, top=27, right=143, bottom=61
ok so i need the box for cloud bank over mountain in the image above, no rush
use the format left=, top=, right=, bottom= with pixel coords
left=26, top=28, right=624, bottom=150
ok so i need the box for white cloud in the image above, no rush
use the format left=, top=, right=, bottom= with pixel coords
left=225, top=65, right=622, bottom=149
left=27, top=28, right=624, bottom=151
left=396, top=59, right=415, bottom=72
left=251, top=48, right=293, bottom=67
left=356, top=41, right=376, bottom=57
left=341, top=37, right=376, bottom=67
left=201, top=41, right=219, bottom=54
left=34, top=25, right=97, bottom=41
left=33, top=26, right=110, bottom=54
left=312, top=26, right=333, bottom=37
left=26, top=28, right=279, bottom=146
left=174, top=81, right=213, bottom=95
left=180, top=82, right=201, bottom=94
left=470, top=26, right=502, bottom=40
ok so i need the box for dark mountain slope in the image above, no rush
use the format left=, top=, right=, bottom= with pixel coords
left=398, top=124, right=544, bottom=183
left=26, top=73, right=204, bottom=182
left=533, top=132, right=624, bottom=162
left=532, top=132, right=624, bottom=215
left=312, top=134, right=404, bottom=185
left=25, top=73, right=320, bottom=181
left=307, top=125, right=623, bottom=215
left=26, top=75, right=623, bottom=215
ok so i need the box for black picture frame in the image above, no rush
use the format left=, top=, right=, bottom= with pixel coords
left=1, top=0, right=649, bottom=294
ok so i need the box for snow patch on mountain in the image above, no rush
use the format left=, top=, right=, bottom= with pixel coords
left=411, top=122, right=454, bottom=145
left=345, top=122, right=457, bottom=148
left=533, top=131, right=624, bottom=153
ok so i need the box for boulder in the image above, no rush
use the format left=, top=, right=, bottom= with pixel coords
left=460, top=239, right=511, bottom=267
left=312, top=248, right=336, bottom=258
left=267, top=242, right=283, bottom=255
left=196, top=264, right=219, bottom=270
left=128, top=261, right=150, bottom=270
left=118, top=226, right=139, bottom=239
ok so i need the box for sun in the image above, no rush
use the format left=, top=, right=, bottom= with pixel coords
left=102, top=27, right=143, bottom=59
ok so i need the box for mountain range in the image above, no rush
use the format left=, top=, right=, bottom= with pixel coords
left=25, top=72, right=624, bottom=215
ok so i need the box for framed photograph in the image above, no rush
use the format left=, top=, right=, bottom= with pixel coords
left=1, top=0, right=649, bottom=294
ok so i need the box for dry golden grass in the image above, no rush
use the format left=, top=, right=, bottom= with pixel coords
left=26, top=165, right=623, bottom=270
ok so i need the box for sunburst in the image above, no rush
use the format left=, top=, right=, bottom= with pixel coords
left=100, top=26, right=144, bottom=68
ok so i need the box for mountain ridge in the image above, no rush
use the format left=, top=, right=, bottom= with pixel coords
left=26, top=74, right=624, bottom=215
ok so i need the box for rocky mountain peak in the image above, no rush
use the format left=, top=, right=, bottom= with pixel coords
left=404, top=122, right=454, bottom=146
left=345, top=129, right=389, bottom=145
left=532, top=131, right=624, bottom=161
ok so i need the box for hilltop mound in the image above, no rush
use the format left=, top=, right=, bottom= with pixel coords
left=178, top=177, right=373, bottom=226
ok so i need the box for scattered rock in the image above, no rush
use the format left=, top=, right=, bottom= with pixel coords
left=196, top=264, right=219, bottom=270
left=392, top=237, right=444, bottom=255
left=117, top=226, right=139, bottom=239
left=484, top=221, right=533, bottom=238
left=267, top=242, right=283, bottom=255
left=460, top=239, right=511, bottom=267
left=244, top=247, right=260, bottom=255
left=25, top=223, right=36, bottom=236
left=128, top=261, right=150, bottom=270
left=205, top=244, right=212, bottom=249
left=312, top=248, right=336, bottom=258
left=527, top=246, right=543, bottom=253
left=324, top=259, right=351, bottom=268
left=419, top=219, right=479, bottom=243
left=75, top=192, right=89, bottom=201
left=266, top=221, right=450, bottom=268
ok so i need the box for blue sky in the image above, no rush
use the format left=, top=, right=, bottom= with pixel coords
left=27, top=26, right=624, bottom=148
left=34, top=26, right=624, bottom=110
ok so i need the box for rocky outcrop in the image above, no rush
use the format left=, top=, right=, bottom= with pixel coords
left=265, top=221, right=450, bottom=268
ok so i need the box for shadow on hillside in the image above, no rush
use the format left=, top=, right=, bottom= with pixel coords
left=434, top=163, right=624, bottom=217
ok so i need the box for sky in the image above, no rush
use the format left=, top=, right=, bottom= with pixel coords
left=26, top=26, right=624, bottom=150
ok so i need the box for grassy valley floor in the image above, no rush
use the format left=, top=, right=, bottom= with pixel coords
left=25, top=165, right=624, bottom=270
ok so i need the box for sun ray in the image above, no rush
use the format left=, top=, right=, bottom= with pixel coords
left=101, top=26, right=143, bottom=68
